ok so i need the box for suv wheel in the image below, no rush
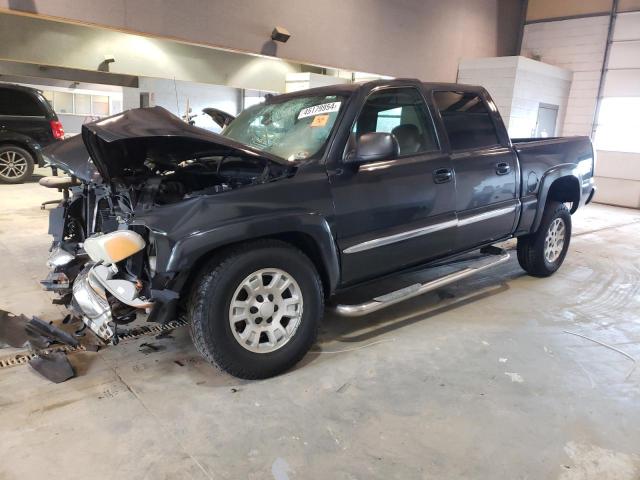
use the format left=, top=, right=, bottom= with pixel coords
left=0, top=145, right=34, bottom=184
left=517, top=201, right=571, bottom=277
left=189, top=240, right=324, bottom=379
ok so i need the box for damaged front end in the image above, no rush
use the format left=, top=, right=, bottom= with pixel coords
left=71, top=230, right=153, bottom=341
left=40, top=106, right=294, bottom=344
left=43, top=215, right=157, bottom=343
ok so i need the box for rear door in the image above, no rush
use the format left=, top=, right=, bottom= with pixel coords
left=432, top=90, right=518, bottom=250
left=328, top=85, right=457, bottom=285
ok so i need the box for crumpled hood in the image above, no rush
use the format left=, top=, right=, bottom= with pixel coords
left=47, top=106, right=287, bottom=184
left=41, top=134, right=101, bottom=183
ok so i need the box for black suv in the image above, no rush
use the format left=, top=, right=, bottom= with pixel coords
left=0, top=83, right=64, bottom=183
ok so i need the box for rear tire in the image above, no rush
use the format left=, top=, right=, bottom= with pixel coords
left=517, top=201, right=571, bottom=277
left=189, top=240, right=324, bottom=379
left=0, top=145, right=34, bottom=184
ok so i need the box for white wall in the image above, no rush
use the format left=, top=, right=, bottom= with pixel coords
left=457, top=56, right=572, bottom=138
left=457, top=57, right=517, bottom=127
left=285, top=72, right=350, bottom=93
left=521, top=16, right=609, bottom=136
left=593, top=151, right=640, bottom=208
left=0, top=0, right=524, bottom=83
left=0, top=14, right=303, bottom=93
left=594, top=11, right=640, bottom=209
left=123, top=78, right=241, bottom=133
left=509, top=58, right=572, bottom=138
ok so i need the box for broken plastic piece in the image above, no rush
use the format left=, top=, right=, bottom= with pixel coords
left=25, top=317, right=80, bottom=348
left=29, top=351, right=75, bottom=383
left=0, top=310, right=31, bottom=348
left=90, top=264, right=153, bottom=308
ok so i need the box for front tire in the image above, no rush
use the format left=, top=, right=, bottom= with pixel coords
left=0, top=145, right=34, bottom=184
left=517, top=201, right=571, bottom=277
left=189, top=240, right=324, bottom=379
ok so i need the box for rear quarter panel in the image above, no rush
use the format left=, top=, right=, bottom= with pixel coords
left=513, top=136, right=595, bottom=234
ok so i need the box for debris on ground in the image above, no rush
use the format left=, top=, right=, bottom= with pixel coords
left=1, top=309, right=80, bottom=383
left=1, top=312, right=187, bottom=383
left=155, top=329, right=175, bottom=340
left=139, top=342, right=163, bottom=354
left=0, top=310, right=31, bottom=348
left=29, top=351, right=75, bottom=383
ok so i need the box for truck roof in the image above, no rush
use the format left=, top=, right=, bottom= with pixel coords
left=266, top=78, right=486, bottom=103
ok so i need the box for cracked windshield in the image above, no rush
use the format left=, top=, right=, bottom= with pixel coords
left=222, top=95, right=345, bottom=161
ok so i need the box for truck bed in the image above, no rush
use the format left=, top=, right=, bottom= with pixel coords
left=511, top=136, right=594, bottom=177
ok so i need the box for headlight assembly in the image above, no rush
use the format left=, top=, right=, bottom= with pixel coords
left=83, top=230, right=145, bottom=265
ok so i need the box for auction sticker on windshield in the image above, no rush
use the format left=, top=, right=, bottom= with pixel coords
left=298, top=102, right=341, bottom=119
left=310, top=114, right=329, bottom=127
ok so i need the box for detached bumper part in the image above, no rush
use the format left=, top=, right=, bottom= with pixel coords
left=72, top=268, right=114, bottom=341
left=0, top=310, right=78, bottom=384
left=30, top=351, right=75, bottom=384
left=72, top=264, right=154, bottom=342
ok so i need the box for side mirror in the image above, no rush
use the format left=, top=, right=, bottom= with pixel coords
left=346, top=132, right=399, bottom=164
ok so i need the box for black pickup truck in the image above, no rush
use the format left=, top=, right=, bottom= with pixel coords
left=40, top=79, right=595, bottom=379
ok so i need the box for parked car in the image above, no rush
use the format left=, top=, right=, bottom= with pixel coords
left=0, top=83, right=65, bottom=183
left=40, top=79, right=595, bottom=379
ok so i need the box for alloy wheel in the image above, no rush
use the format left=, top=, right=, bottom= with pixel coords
left=544, top=217, right=566, bottom=263
left=228, top=268, right=303, bottom=353
left=0, top=150, right=29, bottom=180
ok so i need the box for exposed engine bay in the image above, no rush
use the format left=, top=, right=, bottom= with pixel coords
left=141, top=154, right=279, bottom=205
left=40, top=106, right=295, bottom=346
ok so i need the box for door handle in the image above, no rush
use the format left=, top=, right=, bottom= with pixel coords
left=495, top=162, right=511, bottom=175
left=433, top=168, right=453, bottom=184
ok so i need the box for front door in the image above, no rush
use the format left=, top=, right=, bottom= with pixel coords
left=328, top=86, right=457, bottom=285
left=433, top=90, right=518, bottom=250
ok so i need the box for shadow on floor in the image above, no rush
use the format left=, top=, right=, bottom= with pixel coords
left=293, top=261, right=526, bottom=370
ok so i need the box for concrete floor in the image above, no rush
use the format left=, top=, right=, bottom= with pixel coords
left=1, top=168, right=640, bottom=479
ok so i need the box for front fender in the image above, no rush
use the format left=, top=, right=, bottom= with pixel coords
left=164, top=211, right=340, bottom=293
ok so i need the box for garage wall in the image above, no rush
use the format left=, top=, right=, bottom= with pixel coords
left=522, top=2, right=640, bottom=209
left=0, top=0, right=524, bottom=82
left=458, top=56, right=572, bottom=138
left=124, top=77, right=241, bottom=133
left=526, top=0, right=640, bottom=20
left=521, top=16, right=609, bottom=136
left=0, top=14, right=304, bottom=93
left=594, top=10, right=640, bottom=209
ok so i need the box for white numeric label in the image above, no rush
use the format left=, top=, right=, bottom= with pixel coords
left=297, top=102, right=342, bottom=119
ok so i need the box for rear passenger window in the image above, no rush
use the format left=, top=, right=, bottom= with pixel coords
left=434, top=91, right=500, bottom=151
left=353, top=87, right=439, bottom=156
left=0, top=89, right=46, bottom=116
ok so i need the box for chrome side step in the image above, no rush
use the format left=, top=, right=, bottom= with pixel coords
left=332, top=250, right=510, bottom=317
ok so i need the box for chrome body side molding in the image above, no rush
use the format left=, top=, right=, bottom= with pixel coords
left=343, top=219, right=457, bottom=254
left=457, top=206, right=516, bottom=227
left=343, top=205, right=516, bottom=254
